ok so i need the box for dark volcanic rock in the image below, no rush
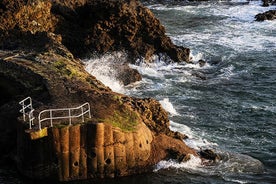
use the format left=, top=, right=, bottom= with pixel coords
left=117, top=64, right=142, bottom=86
left=0, top=0, right=190, bottom=63
left=261, top=0, right=276, bottom=7
left=255, top=10, right=276, bottom=21
left=199, top=149, right=221, bottom=161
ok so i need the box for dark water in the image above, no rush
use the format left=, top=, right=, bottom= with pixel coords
left=2, top=1, right=276, bottom=184
left=127, top=1, right=276, bottom=183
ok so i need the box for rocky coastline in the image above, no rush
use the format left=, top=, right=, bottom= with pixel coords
left=0, top=0, right=217, bottom=182
left=1, top=0, right=274, bottom=182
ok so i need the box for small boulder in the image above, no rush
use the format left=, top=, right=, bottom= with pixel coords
left=198, top=149, right=221, bottom=161
left=255, top=10, right=276, bottom=21
left=262, top=0, right=270, bottom=7
left=116, top=64, right=142, bottom=86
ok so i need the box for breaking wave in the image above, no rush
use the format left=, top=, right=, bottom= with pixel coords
left=83, top=52, right=127, bottom=93
left=159, top=98, right=179, bottom=116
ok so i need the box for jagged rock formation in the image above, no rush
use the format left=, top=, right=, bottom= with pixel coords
left=0, top=0, right=190, bottom=62
left=255, top=10, right=276, bottom=21
left=0, top=0, right=208, bottom=182
left=261, top=0, right=276, bottom=7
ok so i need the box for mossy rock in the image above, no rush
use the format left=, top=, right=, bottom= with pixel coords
left=103, top=109, right=139, bottom=132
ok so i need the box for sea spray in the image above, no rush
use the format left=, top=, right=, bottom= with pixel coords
left=159, top=98, right=179, bottom=116
left=83, top=52, right=127, bottom=93
left=170, top=121, right=218, bottom=150
left=154, top=155, right=202, bottom=172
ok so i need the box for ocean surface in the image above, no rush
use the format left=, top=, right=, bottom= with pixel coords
left=1, top=0, right=275, bottom=184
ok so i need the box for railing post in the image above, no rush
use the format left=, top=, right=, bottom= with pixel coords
left=87, top=103, right=91, bottom=118
left=29, top=109, right=34, bottom=129
left=69, top=109, right=72, bottom=125
left=50, top=110, right=53, bottom=127
left=39, top=118, right=41, bottom=130
left=29, top=117, right=32, bottom=129
left=81, top=106, right=84, bottom=122
left=22, top=101, right=26, bottom=121
left=29, top=97, right=33, bottom=111
left=19, top=97, right=34, bottom=129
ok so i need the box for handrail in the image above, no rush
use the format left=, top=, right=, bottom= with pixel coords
left=38, top=102, right=91, bottom=130
left=28, top=109, right=35, bottom=129
left=19, top=97, right=34, bottom=129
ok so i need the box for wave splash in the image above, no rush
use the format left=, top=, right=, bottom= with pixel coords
left=154, top=152, right=264, bottom=183
left=159, top=98, right=179, bottom=116
left=83, top=52, right=127, bottom=93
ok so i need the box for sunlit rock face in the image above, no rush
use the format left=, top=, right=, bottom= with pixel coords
left=0, top=0, right=190, bottom=62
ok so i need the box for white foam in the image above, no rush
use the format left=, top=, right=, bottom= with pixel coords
left=185, top=137, right=218, bottom=150
left=154, top=154, right=202, bottom=172
left=159, top=98, right=179, bottom=116
left=224, top=179, right=248, bottom=184
left=164, top=2, right=276, bottom=54
left=215, top=1, right=275, bottom=22
left=170, top=121, right=194, bottom=137
left=218, top=65, right=235, bottom=79
left=130, top=61, right=165, bottom=78
left=189, top=51, right=204, bottom=62
left=132, top=56, right=210, bottom=81
left=169, top=121, right=218, bottom=150
left=83, top=52, right=126, bottom=93
left=242, top=102, right=276, bottom=113
left=216, top=151, right=264, bottom=174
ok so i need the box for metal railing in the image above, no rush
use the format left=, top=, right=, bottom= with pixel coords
left=38, top=102, right=91, bottom=130
left=19, top=97, right=34, bottom=129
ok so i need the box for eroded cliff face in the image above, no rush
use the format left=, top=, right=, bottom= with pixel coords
left=0, top=0, right=198, bottom=181
left=0, top=0, right=190, bottom=62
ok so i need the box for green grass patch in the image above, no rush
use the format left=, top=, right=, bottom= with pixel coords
left=53, top=60, right=78, bottom=78
left=103, top=109, right=139, bottom=132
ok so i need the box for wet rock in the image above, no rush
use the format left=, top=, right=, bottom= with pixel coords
left=167, top=131, right=188, bottom=140
left=255, top=10, right=276, bottom=21
left=262, top=0, right=270, bottom=7
left=116, top=64, right=142, bottom=86
left=261, top=0, right=276, bottom=7
left=198, top=59, right=206, bottom=67
left=198, top=149, right=221, bottom=161
left=166, top=148, right=192, bottom=163
left=192, top=72, right=207, bottom=80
